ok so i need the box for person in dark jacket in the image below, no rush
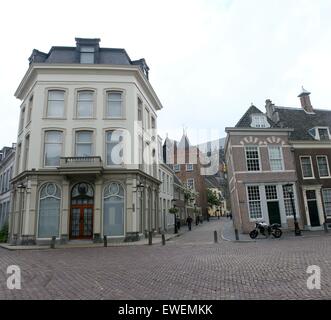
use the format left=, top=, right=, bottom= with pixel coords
left=176, top=215, right=181, bottom=230
left=186, top=216, right=193, bottom=231
left=195, top=215, right=199, bottom=226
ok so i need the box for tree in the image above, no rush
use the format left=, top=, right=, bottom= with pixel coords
left=207, top=189, right=221, bottom=207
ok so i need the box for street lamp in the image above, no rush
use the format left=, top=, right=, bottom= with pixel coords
left=136, top=181, right=145, bottom=234
left=284, top=183, right=301, bottom=236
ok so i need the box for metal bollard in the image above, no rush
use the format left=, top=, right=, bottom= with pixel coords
left=148, top=231, right=153, bottom=245
left=214, top=230, right=218, bottom=243
left=162, top=234, right=166, bottom=246
left=103, top=235, right=107, bottom=247
left=235, top=229, right=239, bottom=241
left=50, top=236, right=56, bottom=249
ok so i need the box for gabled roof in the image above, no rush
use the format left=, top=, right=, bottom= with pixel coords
left=235, top=105, right=278, bottom=128
left=273, top=106, right=331, bottom=141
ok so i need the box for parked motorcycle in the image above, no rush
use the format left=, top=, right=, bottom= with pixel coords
left=249, top=221, right=282, bottom=239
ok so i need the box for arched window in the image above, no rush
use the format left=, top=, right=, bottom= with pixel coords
left=38, top=183, right=61, bottom=238
left=103, top=182, right=124, bottom=236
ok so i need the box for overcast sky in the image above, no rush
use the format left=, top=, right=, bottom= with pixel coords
left=1, top=0, right=331, bottom=147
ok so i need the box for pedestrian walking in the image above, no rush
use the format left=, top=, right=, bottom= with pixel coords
left=195, top=215, right=199, bottom=226
left=176, top=215, right=181, bottom=230
left=186, top=215, right=193, bottom=231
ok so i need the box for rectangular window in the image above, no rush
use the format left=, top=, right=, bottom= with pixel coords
left=151, top=117, right=156, bottom=129
left=268, top=146, right=284, bottom=171
left=27, top=96, right=33, bottom=124
left=80, top=46, right=95, bottom=64
left=76, top=131, right=93, bottom=157
left=144, top=108, right=150, bottom=129
left=317, top=156, right=330, bottom=177
left=19, top=107, right=25, bottom=132
left=138, top=99, right=143, bottom=122
left=16, top=143, right=22, bottom=174
left=186, top=164, right=193, bottom=172
left=106, top=92, right=123, bottom=118
left=106, top=130, right=124, bottom=165
left=77, top=91, right=94, bottom=118
left=23, top=135, right=30, bottom=171
left=47, top=90, right=65, bottom=118
left=322, top=189, right=331, bottom=217
left=187, top=178, right=195, bottom=190
left=246, top=146, right=260, bottom=171
left=44, top=131, right=62, bottom=166
left=283, top=186, right=295, bottom=217
left=265, top=185, right=278, bottom=200
left=318, top=128, right=330, bottom=141
left=247, top=185, right=262, bottom=219
left=166, top=175, right=169, bottom=193
left=162, top=173, right=165, bottom=192
left=300, top=156, right=314, bottom=178
left=174, top=164, right=180, bottom=172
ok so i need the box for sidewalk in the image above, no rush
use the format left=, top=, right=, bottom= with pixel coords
left=0, top=230, right=186, bottom=251
left=220, top=217, right=253, bottom=242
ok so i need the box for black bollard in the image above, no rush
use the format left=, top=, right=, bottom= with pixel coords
left=214, top=231, right=218, bottom=243
left=103, top=235, right=107, bottom=247
left=148, top=231, right=153, bottom=245
left=235, top=229, right=239, bottom=241
left=50, top=236, right=56, bottom=249
left=162, top=234, right=166, bottom=246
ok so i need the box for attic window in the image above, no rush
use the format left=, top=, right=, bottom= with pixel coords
left=80, top=46, right=95, bottom=64
left=250, top=114, right=270, bottom=128
left=308, top=127, right=330, bottom=141
left=318, top=128, right=330, bottom=141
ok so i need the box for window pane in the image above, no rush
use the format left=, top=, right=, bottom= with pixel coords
left=76, top=131, right=92, bottom=143
left=301, top=157, right=313, bottom=177
left=317, top=156, right=329, bottom=177
left=107, top=101, right=122, bottom=118
left=80, top=53, right=94, bottom=64
left=76, top=144, right=92, bottom=157
left=106, top=131, right=124, bottom=165
left=38, top=184, right=60, bottom=238
left=323, top=189, right=331, bottom=216
left=45, top=131, right=62, bottom=143
left=77, top=101, right=93, bottom=118
left=45, top=144, right=62, bottom=166
left=47, top=91, right=64, bottom=117
left=103, top=183, right=124, bottom=236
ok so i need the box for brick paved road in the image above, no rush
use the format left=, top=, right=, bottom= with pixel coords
left=0, top=218, right=331, bottom=300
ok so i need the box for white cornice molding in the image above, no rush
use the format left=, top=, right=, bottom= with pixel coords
left=15, top=63, right=163, bottom=111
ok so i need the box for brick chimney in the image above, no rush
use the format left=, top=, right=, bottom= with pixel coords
left=298, top=87, right=314, bottom=113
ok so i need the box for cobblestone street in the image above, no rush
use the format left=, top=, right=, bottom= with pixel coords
left=0, top=218, right=331, bottom=300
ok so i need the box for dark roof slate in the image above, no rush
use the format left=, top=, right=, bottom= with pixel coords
left=274, top=107, right=331, bottom=141
left=235, top=105, right=278, bottom=128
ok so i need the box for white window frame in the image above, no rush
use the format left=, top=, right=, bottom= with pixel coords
left=322, top=189, right=331, bottom=217
left=43, top=130, right=63, bottom=167
left=46, top=90, right=65, bottom=118
left=174, top=164, right=180, bottom=172
left=186, top=164, right=193, bottom=172
left=106, top=91, right=124, bottom=119
left=76, top=90, right=95, bottom=119
left=75, top=130, right=94, bottom=157
left=316, top=155, right=330, bottom=178
left=268, top=145, right=284, bottom=172
left=246, top=185, right=263, bottom=220
left=245, top=145, right=261, bottom=172
left=317, top=127, right=331, bottom=141
left=300, top=156, right=315, bottom=179
left=250, top=114, right=270, bottom=128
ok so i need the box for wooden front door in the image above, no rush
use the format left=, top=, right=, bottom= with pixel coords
left=306, top=190, right=321, bottom=227
left=70, top=205, right=93, bottom=239
left=267, top=201, right=282, bottom=225
left=70, top=182, right=94, bottom=240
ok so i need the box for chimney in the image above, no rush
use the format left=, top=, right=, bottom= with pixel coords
left=298, top=87, right=314, bottom=113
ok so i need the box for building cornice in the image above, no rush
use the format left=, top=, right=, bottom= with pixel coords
left=225, top=127, right=294, bottom=133
left=290, top=141, right=331, bottom=149
left=15, top=64, right=163, bottom=110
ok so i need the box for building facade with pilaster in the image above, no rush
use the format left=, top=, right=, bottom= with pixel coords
left=10, top=38, right=162, bottom=245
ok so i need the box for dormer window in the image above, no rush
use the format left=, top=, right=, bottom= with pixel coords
left=80, top=46, right=95, bottom=64
left=308, top=127, right=330, bottom=141
left=318, top=128, right=330, bottom=141
left=250, top=114, right=270, bottom=128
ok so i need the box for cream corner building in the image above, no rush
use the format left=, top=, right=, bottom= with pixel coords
left=9, top=38, right=163, bottom=245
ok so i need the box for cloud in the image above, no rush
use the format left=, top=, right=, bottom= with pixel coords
left=0, top=0, right=330, bottom=147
